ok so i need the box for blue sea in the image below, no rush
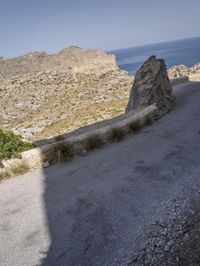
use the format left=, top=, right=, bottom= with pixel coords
left=109, top=37, right=200, bottom=74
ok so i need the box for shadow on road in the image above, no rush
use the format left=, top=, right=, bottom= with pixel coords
left=40, top=82, right=200, bottom=266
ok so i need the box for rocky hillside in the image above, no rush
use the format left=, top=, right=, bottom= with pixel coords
left=0, top=46, right=133, bottom=141
left=1, top=45, right=199, bottom=142
left=168, top=63, right=200, bottom=78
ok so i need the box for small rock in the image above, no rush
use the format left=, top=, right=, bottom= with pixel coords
left=184, top=233, right=190, bottom=241
left=161, top=228, right=168, bottom=236
left=164, top=244, right=170, bottom=252
left=167, top=240, right=174, bottom=247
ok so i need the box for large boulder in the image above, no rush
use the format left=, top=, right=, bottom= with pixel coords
left=125, top=56, right=175, bottom=116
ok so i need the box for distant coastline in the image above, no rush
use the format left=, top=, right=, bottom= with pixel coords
left=110, top=36, right=200, bottom=74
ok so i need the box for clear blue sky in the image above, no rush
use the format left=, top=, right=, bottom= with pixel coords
left=1, top=0, right=200, bottom=58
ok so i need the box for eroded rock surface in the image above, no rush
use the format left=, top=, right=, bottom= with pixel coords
left=126, top=56, right=175, bottom=116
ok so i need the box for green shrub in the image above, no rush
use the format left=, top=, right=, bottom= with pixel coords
left=109, top=128, right=125, bottom=142
left=129, top=120, right=141, bottom=133
left=51, top=142, right=75, bottom=163
left=85, top=134, right=104, bottom=151
left=0, top=129, right=34, bottom=162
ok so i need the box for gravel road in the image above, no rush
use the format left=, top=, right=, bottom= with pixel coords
left=0, top=81, right=200, bottom=266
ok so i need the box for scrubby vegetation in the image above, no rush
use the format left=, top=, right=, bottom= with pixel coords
left=0, top=168, right=11, bottom=181
left=51, top=142, right=75, bottom=163
left=129, top=120, right=141, bottom=133
left=7, top=159, right=29, bottom=175
left=0, top=113, right=156, bottom=182
left=145, top=115, right=154, bottom=125
left=85, top=134, right=104, bottom=151
left=109, top=128, right=125, bottom=142
left=0, top=129, right=34, bottom=162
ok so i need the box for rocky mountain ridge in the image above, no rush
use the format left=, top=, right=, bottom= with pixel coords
left=0, top=46, right=133, bottom=140
left=0, top=46, right=117, bottom=78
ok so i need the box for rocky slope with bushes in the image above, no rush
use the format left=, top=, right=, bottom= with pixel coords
left=0, top=46, right=133, bottom=141
left=1, top=45, right=200, bottom=142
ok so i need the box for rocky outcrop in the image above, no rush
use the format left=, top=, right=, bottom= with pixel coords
left=168, top=63, right=200, bottom=79
left=167, top=65, right=190, bottom=79
left=126, top=56, right=174, bottom=116
left=0, top=46, right=133, bottom=140
left=190, top=63, right=200, bottom=75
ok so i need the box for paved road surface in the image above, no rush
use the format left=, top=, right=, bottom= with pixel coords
left=0, top=82, right=200, bottom=266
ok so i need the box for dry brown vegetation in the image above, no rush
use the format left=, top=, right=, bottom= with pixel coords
left=7, top=159, right=29, bottom=175
left=85, top=134, right=104, bottom=151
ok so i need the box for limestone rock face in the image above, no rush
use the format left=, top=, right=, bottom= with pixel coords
left=126, top=56, right=174, bottom=115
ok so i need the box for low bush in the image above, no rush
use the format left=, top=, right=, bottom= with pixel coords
left=85, top=134, right=104, bottom=151
left=129, top=120, right=141, bottom=133
left=51, top=142, right=75, bottom=163
left=109, top=128, right=125, bottom=142
left=7, top=159, right=29, bottom=175
left=0, top=129, right=34, bottom=162
left=145, top=115, right=154, bottom=125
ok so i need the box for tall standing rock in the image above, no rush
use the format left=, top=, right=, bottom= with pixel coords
left=125, top=56, right=175, bottom=116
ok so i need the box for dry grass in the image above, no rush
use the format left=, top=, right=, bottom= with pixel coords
left=0, top=168, right=11, bottom=182
left=50, top=142, right=75, bottom=163
left=129, top=120, right=141, bottom=133
left=145, top=115, right=154, bottom=125
left=35, top=99, right=128, bottom=141
left=7, top=159, right=29, bottom=175
left=109, top=128, right=125, bottom=142
left=85, top=134, right=104, bottom=151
